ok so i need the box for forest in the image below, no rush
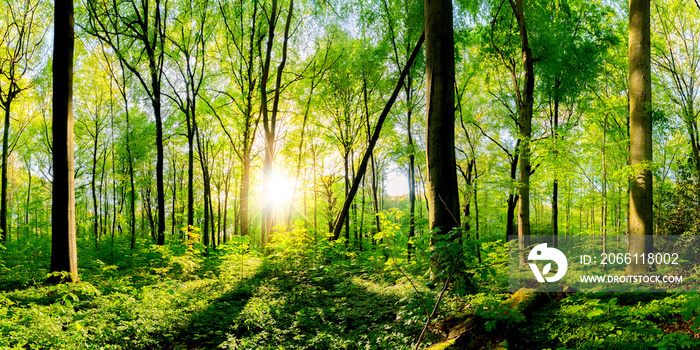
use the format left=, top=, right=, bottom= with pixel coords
left=1, top=0, right=700, bottom=348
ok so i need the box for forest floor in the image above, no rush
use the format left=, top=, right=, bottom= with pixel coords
left=1, top=237, right=700, bottom=350
left=0, top=237, right=435, bottom=349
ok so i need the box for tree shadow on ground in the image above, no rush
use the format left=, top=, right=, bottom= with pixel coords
left=173, top=258, right=430, bottom=349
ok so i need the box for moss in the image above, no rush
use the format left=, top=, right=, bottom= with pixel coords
left=426, top=337, right=457, bottom=350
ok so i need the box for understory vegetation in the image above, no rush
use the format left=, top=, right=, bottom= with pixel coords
left=2, top=228, right=700, bottom=350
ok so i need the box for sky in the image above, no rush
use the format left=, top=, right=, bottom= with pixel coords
left=385, top=170, right=409, bottom=197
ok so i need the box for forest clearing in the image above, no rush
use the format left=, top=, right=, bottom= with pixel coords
left=2, top=0, right=700, bottom=349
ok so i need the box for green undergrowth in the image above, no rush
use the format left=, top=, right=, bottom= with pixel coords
left=0, top=235, right=438, bottom=350
left=439, top=291, right=700, bottom=350
left=4, top=232, right=699, bottom=350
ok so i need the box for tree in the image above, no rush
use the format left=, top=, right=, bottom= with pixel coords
left=508, top=0, right=535, bottom=265
left=260, top=0, right=295, bottom=247
left=532, top=0, right=615, bottom=247
left=163, top=0, right=209, bottom=243
left=322, top=37, right=363, bottom=242
left=208, top=0, right=262, bottom=240
left=49, top=0, right=79, bottom=284
left=101, top=48, right=138, bottom=249
left=652, top=0, right=700, bottom=182
left=483, top=0, right=534, bottom=261
left=85, top=0, right=168, bottom=245
left=381, top=0, right=423, bottom=259
left=425, top=0, right=461, bottom=278
left=0, top=0, right=45, bottom=241
left=627, top=0, right=652, bottom=275
left=329, top=32, right=424, bottom=244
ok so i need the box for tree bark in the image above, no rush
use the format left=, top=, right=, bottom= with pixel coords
left=1, top=105, right=10, bottom=242
left=627, top=0, right=652, bottom=275
left=425, top=0, right=461, bottom=279
left=551, top=93, right=559, bottom=248
left=49, top=0, right=79, bottom=283
left=509, top=0, right=534, bottom=267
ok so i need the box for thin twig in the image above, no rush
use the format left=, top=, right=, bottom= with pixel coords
left=414, top=261, right=458, bottom=350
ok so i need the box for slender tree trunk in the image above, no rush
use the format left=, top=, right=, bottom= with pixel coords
left=240, top=156, right=251, bottom=237
left=128, top=134, right=136, bottom=249
left=260, top=0, right=294, bottom=248
left=1, top=104, right=11, bottom=242
left=406, top=74, right=416, bottom=260
left=210, top=184, right=216, bottom=250
left=115, top=61, right=137, bottom=250
left=100, top=147, right=107, bottom=241
left=359, top=177, right=365, bottom=252
left=194, top=118, right=210, bottom=250
left=552, top=94, right=560, bottom=247
left=223, top=164, right=231, bottom=243
left=506, top=147, right=519, bottom=240
left=567, top=179, right=572, bottom=236
left=343, top=150, right=351, bottom=245
left=288, top=75, right=316, bottom=225
left=172, top=156, right=178, bottom=238
left=187, top=115, right=194, bottom=238
left=370, top=153, right=381, bottom=235
left=509, top=0, right=534, bottom=267
left=91, top=125, right=100, bottom=246
left=602, top=116, right=608, bottom=268
left=312, top=146, right=318, bottom=233
left=25, top=158, right=31, bottom=233
left=474, top=173, right=481, bottom=263
left=49, top=0, right=79, bottom=283
left=627, top=0, right=652, bottom=275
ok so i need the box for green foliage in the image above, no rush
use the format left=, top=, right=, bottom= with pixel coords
left=268, top=222, right=315, bottom=269
left=470, top=293, right=526, bottom=331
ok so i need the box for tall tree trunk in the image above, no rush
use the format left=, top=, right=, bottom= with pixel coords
left=312, top=146, right=318, bottom=233
left=370, top=148, right=381, bottom=235
left=194, top=117, right=210, bottom=250
left=49, top=0, right=79, bottom=283
left=223, top=162, right=231, bottom=242
left=210, top=183, right=216, bottom=250
left=509, top=0, right=534, bottom=267
left=343, top=150, right=351, bottom=245
left=25, top=158, right=31, bottom=235
left=551, top=93, right=560, bottom=248
left=240, top=156, right=251, bottom=237
left=1, top=105, right=10, bottom=242
left=171, top=156, right=178, bottom=238
left=602, top=115, right=608, bottom=269
left=474, top=172, right=481, bottom=263
left=114, top=59, right=137, bottom=250
left=260, top=0, right=294, bottom=248
left=425, top=0, right=461, bottom=279
left=406, top=74, right=416, bottom=260
left=627, top=0, right=652, bottom=275
left=506, top=144, right=519, bottom=240
left=127, top=111, right=136, bottom=250
left=288, top=73, right=317, bottom=225
left=359, top=177, right=365, bottom=252
left=91, top=124, right=100, bottom=246
left=187, top=114, right=195, bottom=239
left=153, top=83, right=165, bottom=245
